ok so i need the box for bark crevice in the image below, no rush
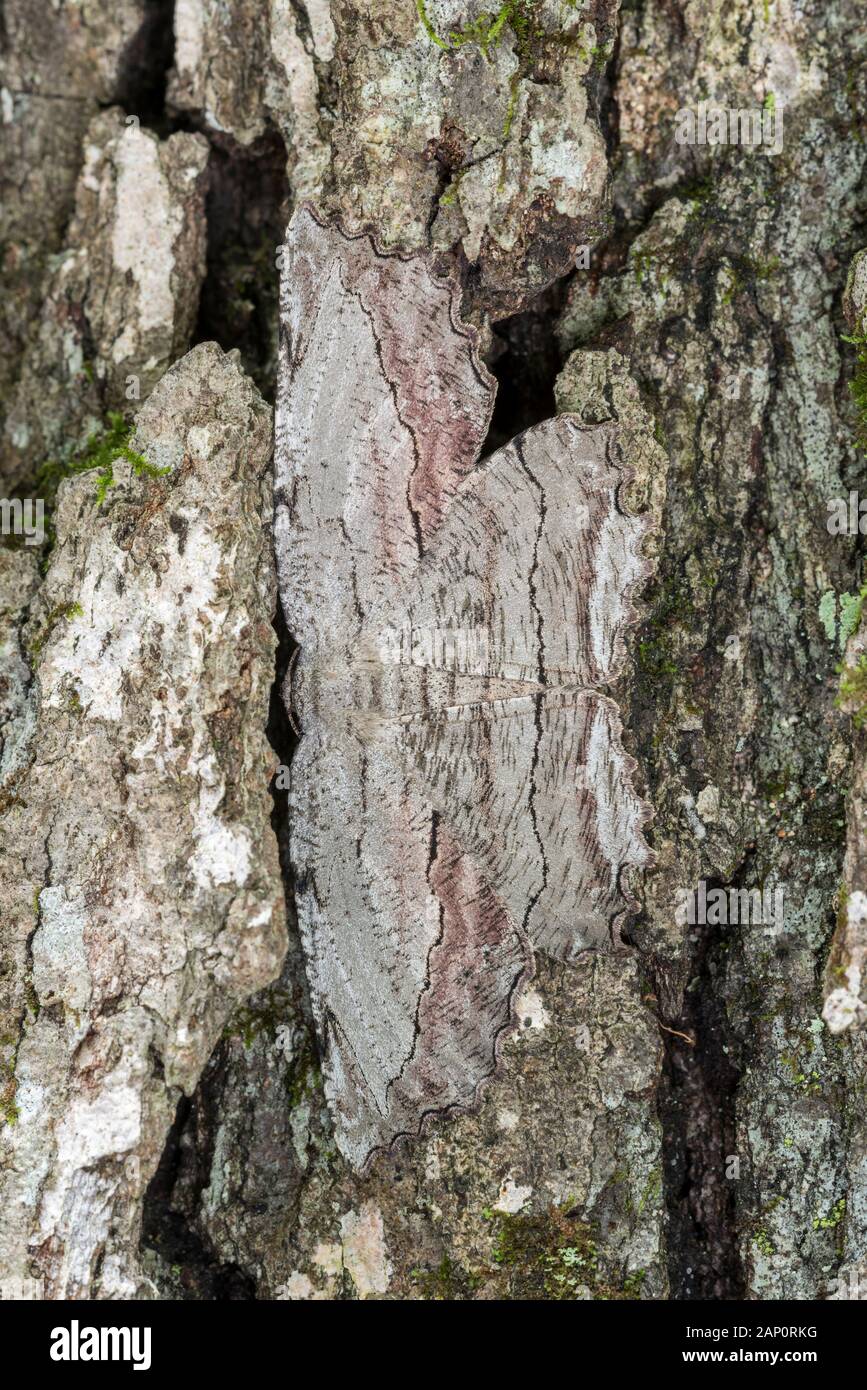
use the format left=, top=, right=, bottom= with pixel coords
left=114, top=0, right=176, bottom=131
left=651, top=894, right=746, bottom=1301
left=141, top=1094, right=258, bottom=1300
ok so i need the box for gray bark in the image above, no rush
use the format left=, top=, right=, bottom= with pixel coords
left=1, top=0, right=866, bottom=1301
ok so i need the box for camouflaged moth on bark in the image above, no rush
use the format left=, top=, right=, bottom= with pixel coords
left=274, top=204, right=655, bottom=1171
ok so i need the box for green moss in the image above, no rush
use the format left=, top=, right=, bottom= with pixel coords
left=679, top=175, right=716, bottom=224
left=24, top=980, right=40, bottom=1020
left=223, top=991, right=289, bottom=1049
left=417, top=3, right=604, bottom=153
left=415, top=1, right=569, bottom=65
left=813, top=1197, right=846, bottom=1231
left=0, top=990, right=37, bottom=1126
left=633, top=247, right=673, bottom=293
left=636, top=1167, right=662, bottom=1218
left=0, top=1077, right=18, bottom=1127
left=222, top=993, right=321, bottom=1108
left=779, top=1049, right=823, bottom=1095
left=753, top=1228, right=776, bottom=1257
left=839, top=590, right=864, bottom=644
left=483, top=1205, right=641, bottom=1299
left=27, top=600, right=84, bottom=661
left=750, top=254, right=780, bottom=282
left=502, top=69, right=521, bottom=139
left=415, top=0, right=516, bottom=56
left=450, top=5, right=514, bottom=56
left=652, top=416, right=669, bottom=451
left=87, top=416, right=167, bottom=507
left=585, top=42, right=612, bottom=73
left=1, top=1029, right=20, bottom=1127
left=415, top=0, right=450, bottom=50
left=842, top=323, right=867, bottom=452
left=828, top=579, right=867, bottom=720
left=839, top=655, right=867, bottom=726
left=682, top=175, right=714, bottom=202
left=761, top=768, right=793, bottom=802
left=719, top=252, right=780, bottom=308
left=286, top=1039, right=321, bottom=1109
left=720, top=265, right=744, bottom=307
left=501, top=0, right=545, bottom=60
left=439, top=170, right=465, bottom=207
left=410, top=1254, right=483, bottom=1299
left=621, top=1267, right=647, bottom=1297
left=35, top=411, right=168, bottom=562
left=636, top=573, right=692, bottom=684
left=489, top=1207, right=597, bottom=1298
left=637, top=640, right=677, bottom=680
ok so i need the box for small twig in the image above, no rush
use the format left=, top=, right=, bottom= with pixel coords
left=657, top=1022, right=696, bottom=1046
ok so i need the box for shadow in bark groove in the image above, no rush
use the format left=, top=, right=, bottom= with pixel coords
left=141, top=1092, right=257, bottom=1300
left=653, top=877, right=747, bottom=1301
left=192, top=129, right=290, bottom=402
left=115, top=0, right=176, bottom=131
left=485, top=281, right=572, bottom=453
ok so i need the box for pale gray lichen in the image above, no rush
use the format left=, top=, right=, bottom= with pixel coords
left=0, top=343, right=286, bottom=1298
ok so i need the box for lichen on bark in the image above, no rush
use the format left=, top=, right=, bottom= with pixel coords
left=3, top=0, right=867, bottom=1303
left=0, top=344, right=285, bottom=1297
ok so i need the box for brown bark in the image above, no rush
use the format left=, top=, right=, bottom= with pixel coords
left=2, top=0, right=866, bottom=1301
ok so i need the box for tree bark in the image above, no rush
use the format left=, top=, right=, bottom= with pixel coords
left=1, top=0, right=866, bottom=1300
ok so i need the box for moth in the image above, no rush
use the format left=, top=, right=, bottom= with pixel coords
left=274, top=205, right=654, bottom=1170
